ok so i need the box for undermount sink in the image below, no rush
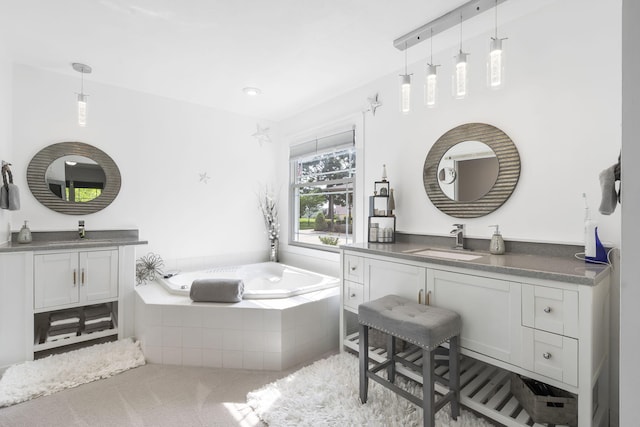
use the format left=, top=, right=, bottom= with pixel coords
left=43, top=239, right=114, bottom=246
left=403, top=248, right=484, bottom=261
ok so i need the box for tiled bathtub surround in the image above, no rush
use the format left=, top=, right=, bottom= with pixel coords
left=134, top=281, right=339, bottom=370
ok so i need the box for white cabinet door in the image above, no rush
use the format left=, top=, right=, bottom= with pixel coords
left=34, top=252, right=79, bottom=309
left=80, top=250, right=118, bottom=302
left=427, top=269, right=522, bottom=366
left=366, top=258, right=426, bottom=304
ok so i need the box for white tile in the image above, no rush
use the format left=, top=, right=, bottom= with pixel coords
left=162, top=326, right=182, bottom=347
left=202, top=349, right=222, bottom=368
left=223, top=350, right=243, bottom=369
left=202, top=308, right=224, bottom=327
left=141, top=325, right=162, bottom=347
left=145, top=305, right=163, bottom=326
left=202, top=329, right=223, bottom=349
left=243, top=309, right=264, bottom=331
left=262, top=310, right=281, bottom=332
left=143, top=345, right=163, bottom=364
left=222, top=330, right=243, bottom=350
left=221, top=308, right=243, bottom=327
left=162, top=347, right=182, bottom=365
left=182, top=348, right=203, bottom=367
left=263, top=331, right=282, bottom=353
left=182, top=327, right=203, bottom=348
left=243, top=351, right=263, bottom=370
left=243, top=330, right=265, bottom=352
left=182, top=307, right=203, bottom=327
left=162, top=306, right=183, bottom=326
left=281, top=329, right=295, bottom=352
left=262, top=352, right=282, bottom=371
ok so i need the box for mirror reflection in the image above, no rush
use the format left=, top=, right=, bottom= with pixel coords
left=437, top=141, right=498, bottom=202
left=45, top=156, right=106, bottom=203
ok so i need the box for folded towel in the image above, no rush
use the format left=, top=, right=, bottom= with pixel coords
left=48, top=324, right=80, bottom=334
left=599, top=164, right=618, bottom=215
left=84, top=320, right=112, bottom=331
left=50, top=317, right=80, bottom=327
left=46, top=331, right=78, bottom=342
left=190, top=278, right=244, bottom=303
left=83, top=305, right=111, bottom=320
left=85, top=315, right=112, bottom=325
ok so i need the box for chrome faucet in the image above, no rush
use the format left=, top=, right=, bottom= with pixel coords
left=450, top=224, right=465, bottom=249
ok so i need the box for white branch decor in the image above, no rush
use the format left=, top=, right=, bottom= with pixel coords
left=258, top=187, right=280, bottom=262
left=252, top=124, right=272, bottom=146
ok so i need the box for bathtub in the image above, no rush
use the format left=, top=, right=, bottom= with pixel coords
left=157, top=262, right=339, bottom=299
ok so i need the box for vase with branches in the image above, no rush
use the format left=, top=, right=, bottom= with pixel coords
left=258, top=187, right=280, bottom=262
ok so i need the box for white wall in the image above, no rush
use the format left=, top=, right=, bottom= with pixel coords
left=281, top=0, right=621, bottom=253
left=11, top=64, right=279, bottom=267
left=619, top=1, right=639, bottom=425
left=0, top=44, right=12, bottom=244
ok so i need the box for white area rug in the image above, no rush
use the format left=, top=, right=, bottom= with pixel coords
left=0, top=338, right=145, bottom=408
left=247, top=353, right=494, bottom=427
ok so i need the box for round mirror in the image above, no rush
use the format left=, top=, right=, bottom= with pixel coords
left=437, top=141, right=498, bottom=201
left=27, top=142, right=121, bottom=215
left=423, top=123, right=520, bottom=218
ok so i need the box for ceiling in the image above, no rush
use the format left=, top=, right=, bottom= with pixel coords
left=2, top=0, right=514, bottom=121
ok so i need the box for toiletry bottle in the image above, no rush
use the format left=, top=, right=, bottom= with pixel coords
left=17, top=220, right=32, bottom=244
left=79, top=220, right=86, bottom=239
left=489, top=225, right=505, bottom=255
left=583, top=193, right=607, bottom=263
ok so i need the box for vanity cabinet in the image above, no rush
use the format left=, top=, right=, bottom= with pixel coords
left=34, top=249, right=118, bottom=310
left=340, top=248, right=610, bottom=427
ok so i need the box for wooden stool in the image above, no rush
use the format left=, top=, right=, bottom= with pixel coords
left=358, top=294, right=462, bottom=427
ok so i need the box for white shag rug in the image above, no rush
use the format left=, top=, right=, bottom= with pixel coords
left=0, top=338, right=145, bottom=408
left=247, top=353, right=495, bottom=427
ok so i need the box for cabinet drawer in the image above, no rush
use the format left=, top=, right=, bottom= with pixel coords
left=522, top=327, right=578, bottom=387
left=343, top=254, right=364, bottom=283
left=522, top=284, right=578, bottom=338
left=343, top=281, right=364, bottom=311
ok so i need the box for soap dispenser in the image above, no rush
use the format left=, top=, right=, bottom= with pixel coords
left=489, top=225, right=505, bottom=255
left=17, top=220, right=32, bottom=244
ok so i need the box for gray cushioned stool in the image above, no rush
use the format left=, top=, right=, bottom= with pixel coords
left=358, top=294, right=462, bottom=427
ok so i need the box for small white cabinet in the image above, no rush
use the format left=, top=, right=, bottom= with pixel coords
left=34, top=249, right=118, bottom=310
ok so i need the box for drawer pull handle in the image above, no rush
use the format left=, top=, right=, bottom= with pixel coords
left=81, top=269, right=85, bottom=286
left=543, top=352, right=552, bottom=360
left=350, top=265, right=357, bottom=271
left=73, top=269, right=77, bottom=286
left=426, top=290, right=431, bottom=306
left=418, top=289, right=424, bottom=305
left=543, top=306, right=552, bottom=313
left=350, top=293, right=356, bottom=298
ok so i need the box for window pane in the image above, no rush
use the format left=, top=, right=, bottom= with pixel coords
left=291, top=147, right=356, bottom=249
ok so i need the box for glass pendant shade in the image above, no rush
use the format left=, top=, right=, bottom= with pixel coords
left=488, top=38, right=505, bottom=88
left=424, top=65, right=438, bottom=107
left=453, top=51, right=468, bottom=99
left=77, top=93, right=87, bottom=127
left=400, top=74, right=411, bottom=114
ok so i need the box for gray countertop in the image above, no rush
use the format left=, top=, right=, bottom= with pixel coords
left=342, top=241, right=610, bottom=286
left=0, top=229, right=147, bottom=252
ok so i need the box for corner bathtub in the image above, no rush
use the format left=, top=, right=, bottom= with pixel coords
left=157, top=262, right=339, bottom=299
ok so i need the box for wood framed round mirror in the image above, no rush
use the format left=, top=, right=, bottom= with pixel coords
left=27, top=142, right=121, bottom=215
left=423, top=123, right=520, bottom=218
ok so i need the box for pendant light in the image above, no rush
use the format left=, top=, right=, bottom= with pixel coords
left=488, top=0, right=507, bottom=89
left=399, top=42, right=412, bottom=114
left=424, top=28, right=439, bottom=108
left=72, top=63, right=92, bottom=127
left=452, top=14, right=469, bottom=99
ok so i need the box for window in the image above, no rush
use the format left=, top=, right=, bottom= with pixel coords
left=290, top=128, right=356, bottom=250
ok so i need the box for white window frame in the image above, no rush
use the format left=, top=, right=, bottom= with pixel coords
left=289, top=128, right=356, bottom=251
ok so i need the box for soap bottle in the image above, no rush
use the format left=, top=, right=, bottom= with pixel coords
left=78, top=220, right=86, bottom=239
left=17, top=220, right=32, bottom=244
left=489, top=225, right=505, bottom=255
left=583, top=194, right=607, bottom=263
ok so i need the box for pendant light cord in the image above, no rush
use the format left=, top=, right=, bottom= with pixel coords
left=459, top=13, right=463, bottom=52
left=404, top=41, right=408, bottom=74
left=494, top=0, right=498, bottom=40
left=429, top=28, right=433, bottom=64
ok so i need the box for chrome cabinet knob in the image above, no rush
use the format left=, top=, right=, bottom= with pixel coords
left=543, top=352, right=552, bottom=360
left=543, top=306, right=551, bottom=313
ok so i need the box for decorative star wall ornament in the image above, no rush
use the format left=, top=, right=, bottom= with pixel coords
left=199, top=172, right=210, bottom=184
left=252, top=124, right=271, bottom=146
left=367, top=93, right=382, bottom=116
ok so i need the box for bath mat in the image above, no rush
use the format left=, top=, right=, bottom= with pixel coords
left=247, top=352, right=494, bottom=427
left=0, top=338, right=145, bottom=408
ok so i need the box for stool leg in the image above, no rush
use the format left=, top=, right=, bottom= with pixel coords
left=387, top=334, right=396, bottom=383
left=423, top=349, right=435, bottom=427
left=449, top=336, right=460, bottom=420
left=359, top=324, right=369, bottom=404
